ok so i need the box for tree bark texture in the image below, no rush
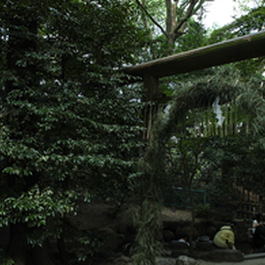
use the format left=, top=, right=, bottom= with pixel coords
left=28, top=240, right=55, bottom=265
left=7, top=224, right=29, bottom=265
left=136, top=0, right=206, bottom=54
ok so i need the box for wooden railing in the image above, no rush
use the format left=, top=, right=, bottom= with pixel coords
left=236, top=187, right=264, bottom=222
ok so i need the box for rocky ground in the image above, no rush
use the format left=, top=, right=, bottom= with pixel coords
left=156, top=255, right=265, bottom=265
left=95, top=256, right=265, bottom=265
left=198, top=259, right=265, bottom=265
left=70, top=203, right=265, bottom=265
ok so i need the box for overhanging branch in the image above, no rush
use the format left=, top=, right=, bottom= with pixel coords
left=135, top=0, right=168, bottom=37
left=173, top=0, right=197, bottom=35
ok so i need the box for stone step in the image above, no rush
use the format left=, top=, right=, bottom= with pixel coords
left=244, top=252, right=265, bottom=260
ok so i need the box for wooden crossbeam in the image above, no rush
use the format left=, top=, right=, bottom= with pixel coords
left=124, top=30, right=265, bottom=78
left=124, top=30, right=265, bottom=140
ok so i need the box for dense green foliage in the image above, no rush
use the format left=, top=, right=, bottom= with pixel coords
left=0, top=0, right=146, bottom=264
left=1, top=0, right=265, bottom=264
left=133, top=0, right=210, bottom=56
left=130, top=1, right=265, bottom=264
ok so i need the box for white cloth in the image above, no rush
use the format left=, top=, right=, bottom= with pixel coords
left=252, top=219, right=259, bottom=234
left=178, top=238, right=190, bottom=246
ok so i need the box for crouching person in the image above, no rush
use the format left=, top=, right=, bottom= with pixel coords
left=213, top=222, right=236, bottom=250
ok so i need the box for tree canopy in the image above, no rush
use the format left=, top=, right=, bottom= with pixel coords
left=1, top=0, right=265, bottom=264
left=0, top=0, right=146, bottom=264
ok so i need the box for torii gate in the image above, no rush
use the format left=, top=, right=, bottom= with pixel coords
left=124, top=30, right=265, bottom=139
left=123, top=31, right=265, bottom=264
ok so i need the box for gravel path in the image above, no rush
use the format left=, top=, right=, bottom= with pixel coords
left=197, top=258, right=265, bottom=265
left=157, top=253, right=265, bottom=265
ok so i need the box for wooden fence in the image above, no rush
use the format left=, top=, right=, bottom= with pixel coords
left=236, top=187, right=264, bottom=223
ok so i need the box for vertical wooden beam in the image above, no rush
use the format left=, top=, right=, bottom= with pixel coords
left=143, top=74, right=160, bottom=140
left=144, top=74, right=160, bottom=101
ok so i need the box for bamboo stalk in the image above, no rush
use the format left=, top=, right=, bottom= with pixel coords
left=225, top=104, right=228, bottom=136
left=230, top=102, right=233, bottom=135
left=245, top=106, right=250, bottom=135
left=220, top=111, right=223, bottom=137
left=147, top=105, right=153, bottom=140
left=204, top=111, right=207, bottom=137
left=215, top=114, right=219, bottom=136
left=235, top=105, right=238, bottom=135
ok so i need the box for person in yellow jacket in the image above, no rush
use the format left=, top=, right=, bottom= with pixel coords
left=213, top=223, right=236, bottom=250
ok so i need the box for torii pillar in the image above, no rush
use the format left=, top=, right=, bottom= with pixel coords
left=143, top=74, right=160, bottom=140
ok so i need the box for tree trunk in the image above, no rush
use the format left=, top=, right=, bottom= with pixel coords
left=28, top=239, right=55, bottom=265
left=167, top=33, right=175, bottom=55
left=57, top=232, right=69, bottom=265
left=165, top=0, right=175, bottom=55
left=7, top=224, right=29, bottom=265
left=188, top=185, right=195, bottom=253
left=7, top=226, right=56, bottom=265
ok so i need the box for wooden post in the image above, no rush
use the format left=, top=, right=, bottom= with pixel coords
left=143, top=74, right=160, bottom=140
left=242, top=189, right=246, bottom=221
left=247, top=190, right=250, bottom=220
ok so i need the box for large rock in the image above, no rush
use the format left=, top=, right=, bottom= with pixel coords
left=207, top=249, right=244, bottom=262
left=99, top=227, right=119, bottom=251
left=156, top=258, right=176, bottom=265
left=70, top=202, right=118, bottom=230
left=171, top=250, right=193, bottom=259
left=115, top=207, right=136, bottom=235
left=196, top=241, right=215, bottom=251
left=176, top=255, right=199, bottom=265
left=162, top=230, right=176, bottom=242
left=113, top=255, right=132, bottom=265
left=169, top=241, right=190, bottom=250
